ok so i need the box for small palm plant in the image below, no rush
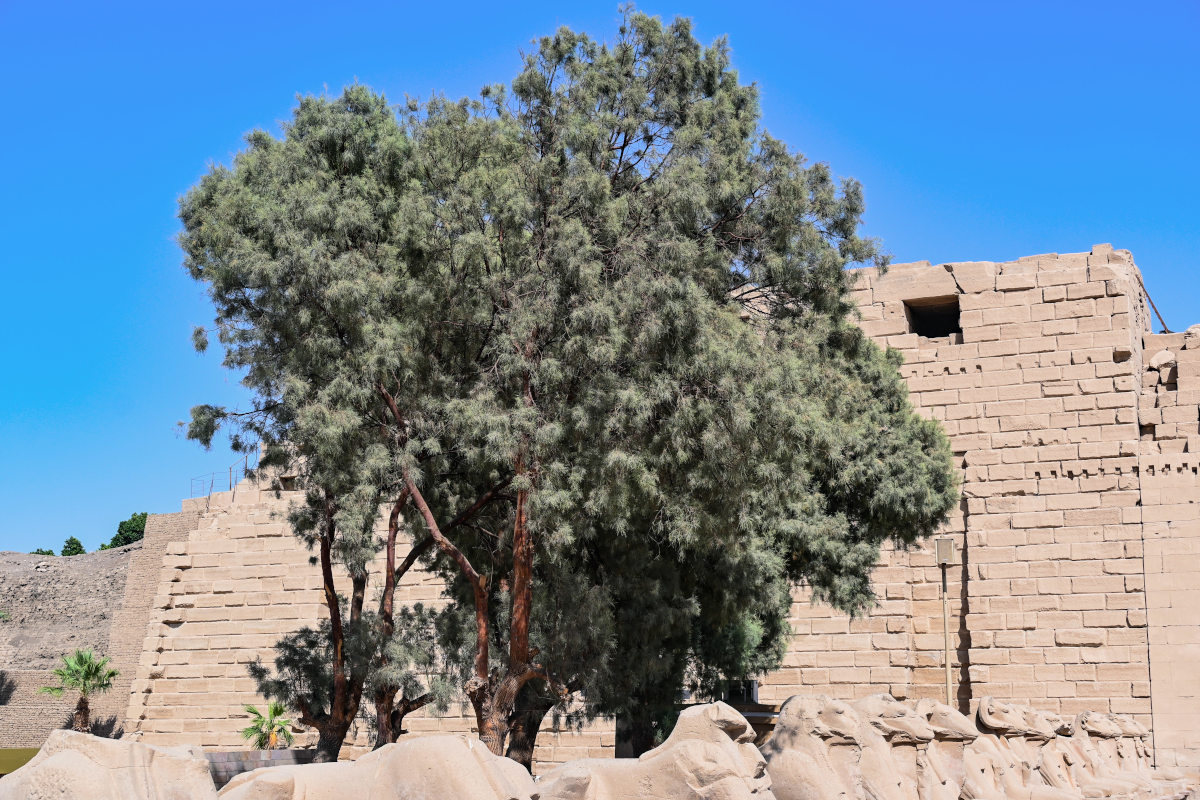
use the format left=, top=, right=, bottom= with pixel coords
left=241, top=701, right=295, bottom=750
left=38, top=649, right=119, bottom=732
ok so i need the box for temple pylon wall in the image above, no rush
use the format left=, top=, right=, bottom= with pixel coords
left=6, top=245, right=1193, bottom=770
left=753, top=245, right=1198, bottom=768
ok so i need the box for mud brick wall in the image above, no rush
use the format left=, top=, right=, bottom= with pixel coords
left=0, top=545, right=138, bottom=745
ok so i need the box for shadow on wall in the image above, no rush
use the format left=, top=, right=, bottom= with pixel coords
left=956, top=495, right=973, bottom=715
left=90, top=717, right=123, bottom=739
left=0, top=672, right=13, bottom=706
left=55, top=711, right=123, bottom=739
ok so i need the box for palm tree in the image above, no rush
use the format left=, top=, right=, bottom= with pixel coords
left=241, top=701, right=295, bottom=750
left=38, top=649, right=119, bottom=732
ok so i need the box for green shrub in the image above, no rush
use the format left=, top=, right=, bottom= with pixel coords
left=100, top=512, right=148, bottom=550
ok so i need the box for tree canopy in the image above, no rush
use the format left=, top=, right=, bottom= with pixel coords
left=60, top=537, right=84, bottom=557
left=182, top=10, right=958, bottom=762
left=100, top=512, right=148, bottom=550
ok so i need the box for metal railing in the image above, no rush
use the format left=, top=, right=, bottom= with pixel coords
left=189, top=450, right=261, bottom=499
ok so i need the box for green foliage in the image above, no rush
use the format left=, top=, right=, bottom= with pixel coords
left=240, top=701, right=295, bottom=750
left=181, top=9, right=958, bottom=758
left=60, top=537, right=84, bottom=557
left=373, top=604, right=458, bottom=711
left=38, top=649, right=118, bottom=699
left=100, top=512, right=148, bottom=550
left=245, top=615, right=376, bottom=725
left=368, top=603, right=459, bottom=735
left=31, top=548, right=54, bottom=556
left=191, top=326, right=210, bottom=353
left=0, top=610, right=9, bottom=622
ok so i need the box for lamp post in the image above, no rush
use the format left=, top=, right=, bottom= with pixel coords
left=934, top=537, right=956, bottom=707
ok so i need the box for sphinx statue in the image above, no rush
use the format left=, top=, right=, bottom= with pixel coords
left=1106, top=714, right=1198, bottom=789
left=760, top=695, right=862, bottom=800
left=1033, top=713, right=1080, bottom=795
left=853, top=694, right=937, bottom=800
left=0, top=730, right=219, bottom=800
left=763, top=694, right=936, bottom=800
left=219, top=734, right=537, bottom=800
left=535, top=701, right=775, bottom=800
left=910, top=698, right=980, bottom=800
left=1079, top=712, right=1189, bottom=799
left=1035, top=710, right=1170, bottom=800
left=968, top=697, right=1077, bottom=800
left=1104, top=715, right=1148, bottom=775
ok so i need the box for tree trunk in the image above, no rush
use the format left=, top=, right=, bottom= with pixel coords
left=373, top=688, right=396, bottom=749
left=373, top=692, right=432, bottom=749
left=625, top=715, right=658, bottom=757
left=313, top=723, right=349, bottom=763
left=311, top=494, right=367, bottom=762
left=391, top=695, right=424, bottom=743
left=505, top=686, right=554, bottom=771
left=73, top=695, right=90, bottom=733
left=479, top=708, right=509, bottom=757
left=475, top=665, right=545, bottom=757
left=371, top=495, right=408, bottom=751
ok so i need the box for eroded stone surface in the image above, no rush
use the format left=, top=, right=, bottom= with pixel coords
left=760, top=695, right=861, bottom=800
left=766, top=695, right=1197, bottom=800
left=218, top=734, right=536, bottom=800
left=0, top=730, right=218, bottom=800
left=536, top=702, right=774, bottom=800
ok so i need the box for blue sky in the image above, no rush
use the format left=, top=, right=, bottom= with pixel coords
left=0, top=1, right=1196, bottom=552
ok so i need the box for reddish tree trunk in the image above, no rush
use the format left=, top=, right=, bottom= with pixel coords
left=308, top=494, right=369, bottom=763
left=373, top=693, right=433, bottom=749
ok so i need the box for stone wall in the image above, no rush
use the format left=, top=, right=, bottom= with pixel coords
left=1138, top=328, right=1200, bottom=767
left=0, top=511, right=198, bottom=748
left=754, top=245, right=1194, bottom=769
left=121, top=484, right=612, bottom=769
left=2, top=245, right=1195, bottom=769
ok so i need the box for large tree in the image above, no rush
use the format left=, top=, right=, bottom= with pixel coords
left=182, top=11, right=957, bottom=763
left=183, top=87, right=413, bottom=761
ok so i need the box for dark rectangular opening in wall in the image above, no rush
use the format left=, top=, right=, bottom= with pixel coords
left=905, top=296, right=962, bottom=339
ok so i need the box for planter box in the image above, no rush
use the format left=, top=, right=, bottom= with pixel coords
left=205, top=749, right=314, bottom=788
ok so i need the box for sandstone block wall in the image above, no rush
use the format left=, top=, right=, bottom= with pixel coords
left=119, top=246, right=1199, bottom=770
left=3, top=245, right=1194, bottom=770
left=1138, top=329, right=1200, bottom=767
left=0, top=511, right=201, bottom=748
left=121, top=484, right=612, bottom=769
left=752, top=245, right=1196, bottom=768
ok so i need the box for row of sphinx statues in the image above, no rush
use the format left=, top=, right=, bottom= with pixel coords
left=1, top=694, right=1195, bottom=799
left=762, top=694, right=1196, bottom=800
